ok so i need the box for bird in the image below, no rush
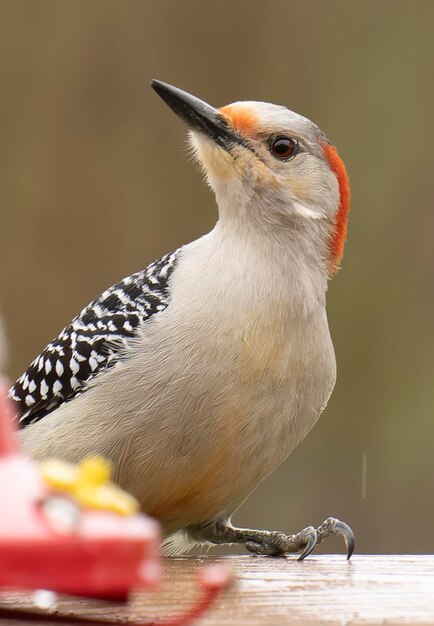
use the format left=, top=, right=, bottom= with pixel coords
left=10, top=80, right=353, bottom=559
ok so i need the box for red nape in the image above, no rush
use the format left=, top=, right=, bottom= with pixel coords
left=322, top=144, right=350, bottom=272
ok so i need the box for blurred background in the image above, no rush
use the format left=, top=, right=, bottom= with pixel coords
left=0, top=0, right=433, bottom=554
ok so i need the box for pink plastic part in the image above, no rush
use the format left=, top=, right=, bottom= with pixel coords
left=0, top=378, right=19, bottom=456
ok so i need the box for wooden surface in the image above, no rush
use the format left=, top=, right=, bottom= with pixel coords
left=1, top=555, right=434, bottom=625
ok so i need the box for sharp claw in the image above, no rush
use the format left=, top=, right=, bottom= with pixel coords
left=334, top=519, right=355, bottom=559
left=298, top=528, right=317, bottom=561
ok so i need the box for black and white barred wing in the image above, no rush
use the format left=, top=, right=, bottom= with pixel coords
left=10, top=250, right=179, bottom=426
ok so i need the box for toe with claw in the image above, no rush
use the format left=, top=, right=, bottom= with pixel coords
left=315, top=516, right=355, bottom=560
left=297, top=526, right=318, bottom=561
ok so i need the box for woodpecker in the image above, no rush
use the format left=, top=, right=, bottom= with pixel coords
left=11, top=81, right=353, bottom=559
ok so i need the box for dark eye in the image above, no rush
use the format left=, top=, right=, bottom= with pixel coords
left=270, top=136, right=297, bottom=160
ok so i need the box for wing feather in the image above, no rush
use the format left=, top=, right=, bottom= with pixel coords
left=10, top=249, right=180, bottom=426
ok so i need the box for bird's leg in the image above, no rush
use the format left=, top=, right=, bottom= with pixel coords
left=188, top=516, right=354, bottom=560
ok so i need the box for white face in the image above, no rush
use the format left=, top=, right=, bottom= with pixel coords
left=151, top=80, right=349, bottom=271
left=189, top=101, right=340, bottom=225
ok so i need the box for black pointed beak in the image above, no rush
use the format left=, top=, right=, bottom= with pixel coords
left=151, top=80, right=247, bottom=151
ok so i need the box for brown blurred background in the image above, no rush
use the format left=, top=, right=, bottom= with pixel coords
left=1, top=0, right=433, bottom=554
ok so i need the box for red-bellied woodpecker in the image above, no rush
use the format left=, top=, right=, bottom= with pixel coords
left=11, top=81, right=353, bottom=559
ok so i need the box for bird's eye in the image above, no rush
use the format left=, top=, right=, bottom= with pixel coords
left=270, top=136, right=297, bottom=160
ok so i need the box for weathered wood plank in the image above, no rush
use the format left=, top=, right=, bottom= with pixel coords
left=1, top=555, right=434, bottom=625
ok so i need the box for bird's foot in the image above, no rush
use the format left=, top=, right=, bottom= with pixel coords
left=245, top=517, right=354, bottom=560
left=189, top=516, right=354, bottom=560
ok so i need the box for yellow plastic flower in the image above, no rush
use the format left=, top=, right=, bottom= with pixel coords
left=40, top=456, right=139, bottom=516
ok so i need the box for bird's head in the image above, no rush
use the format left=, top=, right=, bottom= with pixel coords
left=152, top=80, right=350, bottom=273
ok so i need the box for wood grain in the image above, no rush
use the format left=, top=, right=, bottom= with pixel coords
left=1, top=555, right=434, bottom=625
